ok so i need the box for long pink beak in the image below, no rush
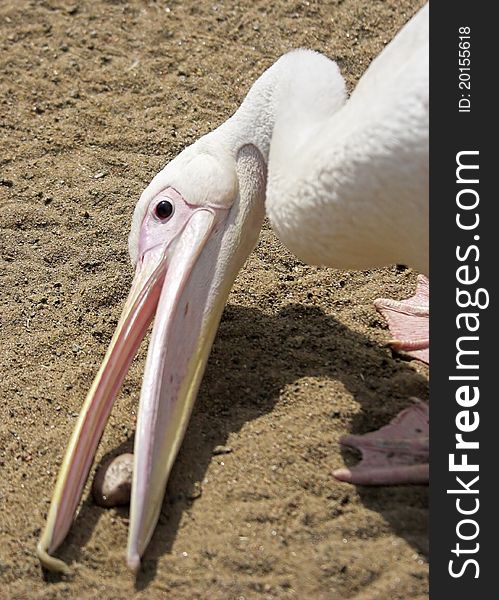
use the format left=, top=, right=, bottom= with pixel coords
left=37, top=207, right=229, bottom=573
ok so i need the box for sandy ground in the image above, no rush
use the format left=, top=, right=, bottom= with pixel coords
left=0, top=0, right=428, bottom=598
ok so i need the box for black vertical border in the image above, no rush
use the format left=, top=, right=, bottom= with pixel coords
left=430, top=2, right=495, bottom=596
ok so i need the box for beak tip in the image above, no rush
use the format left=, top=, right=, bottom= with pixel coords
left=36, top=540, right=70, bottom=574
left=127, top=551, right=141, bottom=574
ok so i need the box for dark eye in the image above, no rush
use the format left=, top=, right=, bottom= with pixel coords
left=155, top=200, right=174, bottom=220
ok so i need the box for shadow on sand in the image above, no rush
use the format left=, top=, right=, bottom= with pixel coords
left=46, top=302, right=428, bottom=587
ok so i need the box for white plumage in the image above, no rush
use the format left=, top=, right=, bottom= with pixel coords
left=131, top=4, right=428, bottom=275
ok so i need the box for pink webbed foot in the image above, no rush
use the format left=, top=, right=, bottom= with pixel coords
left=333, top=400, right=428, bottom=485
left=374, top=274, right=429, bottom=364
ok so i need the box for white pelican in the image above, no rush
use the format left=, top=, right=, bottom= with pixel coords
left=37, top=3, right=429, bottom=573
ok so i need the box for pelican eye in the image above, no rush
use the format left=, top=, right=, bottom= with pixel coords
left=155, top=199, right=174, bottom=220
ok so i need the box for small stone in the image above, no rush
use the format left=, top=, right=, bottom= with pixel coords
left=187, top=481, right=202, bottom=500
left=92, top=453, right=134, bottom=508
left=212, top=445, right=232, bottom=455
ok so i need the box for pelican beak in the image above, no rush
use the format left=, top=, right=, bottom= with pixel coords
left=37, top=203, right=232, bottom=573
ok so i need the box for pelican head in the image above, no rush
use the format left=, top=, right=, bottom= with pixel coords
left=37, top=140, right=267, bottom=572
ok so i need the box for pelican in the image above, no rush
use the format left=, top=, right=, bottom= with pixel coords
left=37, top=3, right=428, bottom=573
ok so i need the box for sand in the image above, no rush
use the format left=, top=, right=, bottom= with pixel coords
left=0, top=0, right=428, bottom=598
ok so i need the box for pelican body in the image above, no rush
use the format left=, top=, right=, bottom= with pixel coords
left=37, top=4, right=428, bottom=572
